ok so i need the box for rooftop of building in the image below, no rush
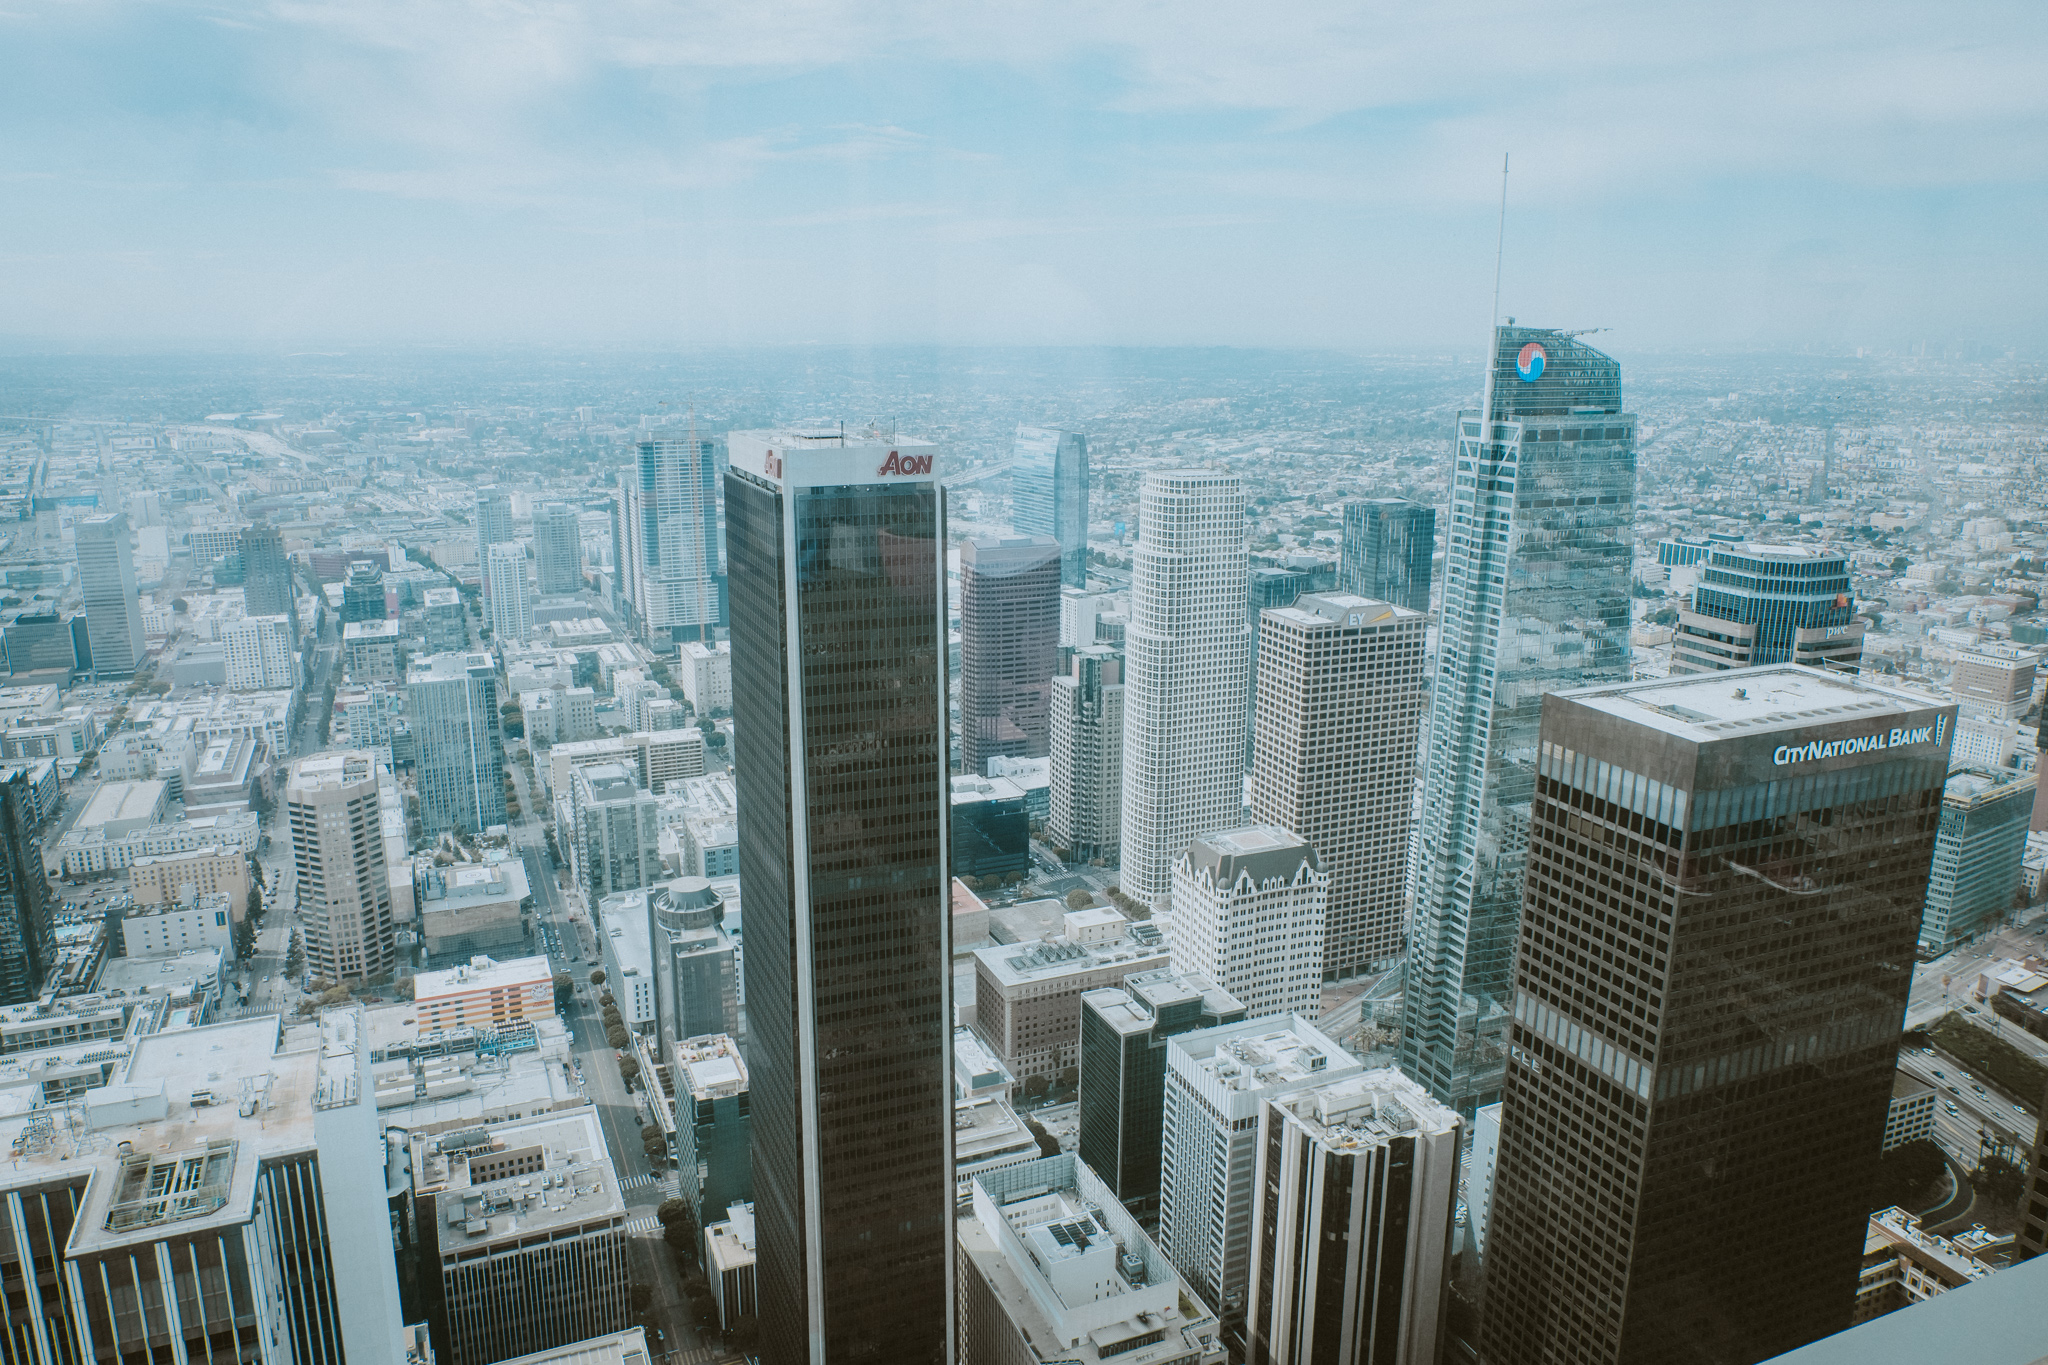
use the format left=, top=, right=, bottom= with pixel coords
left=1557, top=665, right=1947, bottom=743
left=97, top=948, right=222, bottom=995
left=675, top=1034, right=747, bottom=1100
left=680, top=639, right=728, bottom=660
left=577, top=761, right=643, bottom=803
left=1265, top=592, right=1424, bottom=630
left=953, top=774, right=1027, bottom=807
left=418, top=857, right=529, bottom=907
left=954, top=1026, right=1011, bottom=1093
left=954, top=1093, right=1037, bottom=1166
left=414, top=954, right=552, bottom=1001
left=286, top=748, right=378, bottom=793
left=1942, top=765, right=2037, bottom=804
left=77, top=779, right=167, bottom=831
left=1171, top=1017, right=1356, bottom=1097
left=423, top=586, right=462, bottom=608
left=492, top=1328, right=651, bottom=1365
left=413, top=1106, right=624, bottom=1250
left=1268, top=1068, right=1461, bottom=1151
left=705, top=1202, right=756, bottom=1273
left=1179, top=824, right=1319, bottom=887
left=408, top=651, right=494, bottom=682
left=973, top=924, right=1169, bottom=989
left=343, top=617, right=402, bottom=640
left=1083, top=969, right=1244, bottom=1039
left=1892, top=1072, right=1935, bottom=1101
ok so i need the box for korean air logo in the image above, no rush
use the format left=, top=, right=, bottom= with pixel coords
left=1516, top=343, right=1547, bottom=382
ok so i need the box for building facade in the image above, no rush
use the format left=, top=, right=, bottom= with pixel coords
left=572, top=761, right=661, bottom=901
left=1402, top=325, right=1638, bottom=1114
left=972, top=912, right=1169, bottom=1084
left=223, top=614, right=297, bottom=690
left=959, top=535, right=1061, bottom=776
left=648, top=876, right=741, bottom=1048
left=1077, top=968, right=1244, bottom=1219
left=725, top=429, right=954, bottom=1365
left=287, top=750, right=397, bottom=980
left=0, top=768, right=53, bottom=1005
left=239, top=522, right=296, bottom=625
left=1120, top=472, right=1250, bottom=907
left=673, top=1032, right=754, bottom=1232
left=1952, top=645, right=2038, bottom=721
left=1480, top=666, right=1954, bottom=1365
left=410, top=653, right=508, bottom=836
left=1247, top=1070, right=1461, bottom=1365
left=486, top=541, right=532, bottom=645
left=623, top=437, right=724, bottom=649
left=475, top=487, right=514, bottom=593
left=1340, top=498, right=1435, bottom=615
left=75, top=513, right=145, bottom=677
left=1671, top=544, right=1863, bottom=675
left=1167, top=826, right=1326, bottom=1021
left=533, top=501, right=585, bottom=595
left=1251, top=593, right=1427, bottom=978
left=1049, top=644, right=1123, bottom=863
left=1011, top=426, right=1090, bottom=589
left=1920, top=765, right=2035, bottom=953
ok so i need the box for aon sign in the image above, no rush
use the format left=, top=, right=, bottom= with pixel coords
left=876, top=451, right=933, bottom=476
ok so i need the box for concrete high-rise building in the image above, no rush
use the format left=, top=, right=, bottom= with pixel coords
left=1120, top=471, right=1250, bottom=907
left=1670, top=544, right=1864, bottom=675
left=239, top=521, right=296, bottom=624
left=410, top=652, right=508, bottom=836
left=410, top=1106, right=629, bottom=1365
left=649, top=875, right=740, bottom=1046
left=1251, top=593, right=1427, bottom=978
left=957, top=1154, right=1228, bottom=1365
left=681, top=638, right=733, bottom=714
left=533, top=500, right=585, bottom=595
left=1167, top=826, right=1326, bottom=1021
left=1011, top=426, right=1090, bottom=588
left=672, top=1032, right=754, bottom=1233
left=1247, top=1070, right=1461, bottom=1365
left=0, top=768, right=53, bottom=1005
left=725, top=429, right=953, bottom=1365
left=75, top=512, right=145, bottom=677
left=1048, top=644, right=1124, bottom=862
left=571, top=760, right=661, bottom=900
left=959, top=535, right=1060, bottom=776
left=622, top=437, right=724, bottom=649
left=475, top=487, right=514, bottom=595
left=223, top=613, right=296, bottom=690
left=1077, top=967, right=1244, bottom=1219
left=1481, top=666, right=1954, bottom=1365
left=1952, top=644, right=2038, bottom=721
left=287, top=749, right=397, bottom=980
left=1160, top=1016, right=1361, bottom=1334
left=1245, top=567, right=1311, bottom=764
left=1919, top=765, right=2035, bottom=954
left=971, top=910, right=1170, bottom=1085
left=1402, top=325, right=1638, bottom=1114
left=1340, top=498, right=1436, bottom=615
left=0, top=1011, right=406, bottom=1365
left=486, top=541, right=532, bottom=644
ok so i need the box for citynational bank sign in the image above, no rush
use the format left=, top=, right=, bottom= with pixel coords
left=1772, top=715, right=1948, bottom=767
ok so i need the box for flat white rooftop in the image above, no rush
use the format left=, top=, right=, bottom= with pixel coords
left=415, top=954, right=553, bottom=1000
left=1559, top=665, right=1943, bottom=743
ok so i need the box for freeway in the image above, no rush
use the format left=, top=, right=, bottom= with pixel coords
left=1897, top=1045, right=2038, bottom=1163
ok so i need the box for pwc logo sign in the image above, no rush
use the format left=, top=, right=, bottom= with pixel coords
left=876, top=450, right=933, bottom=477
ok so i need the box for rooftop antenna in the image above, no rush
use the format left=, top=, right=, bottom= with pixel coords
left=1482, top=153, right=1509, bottom=429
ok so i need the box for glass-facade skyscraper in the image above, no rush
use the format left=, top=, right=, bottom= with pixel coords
left=623, top=437, right=725, bottom=649
left=725, top=430, right=953, bottom=1365
left=1340, top=497, right=1435, bottom=614
left=1670, top=544, right=1863, bottom=675
left=1482, top=668, right=1953, bottom=1365
left=532, top=501, right=584, bottom=595
left=0, top=768, right=54, bottom=1005
left=408, top=652, right=508, bottom=837
left=958, top=534, right=1060, bottom=777
left=1012, top=426, right=1089, bottom=588
left=75, top=512, right=144, bottom=678
left=1400, top=326, right=1637, bottom=1113
left=239, top=522, right=296, bottom=626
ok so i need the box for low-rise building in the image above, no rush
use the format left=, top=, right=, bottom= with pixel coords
left=1886, top=1073, right=1939, bottom=1152
left=118, top=893, right=233, bottom=957
left=957, top=1153, right=1227, bottom=1365
left=491, top=1328, right=651, bottom=1365
left=55, top=810, right=261, bottom=878
left=598, top=884, right=656, bottom=1031
left=413, top=954, right=556, bottom=1034
left=127, top=843, right=252, bottom=917
left=972, top=909, right=1170, bottom=1085
left=181, top=730, right=268, bottom=818
left=1854, top=1206, right=1993, bottom=1323
left=680, top=639, right=731, bottom=713
left=953, top=1091, right=1041, bottom=1204
left=417, top=857, right=531, bottom=964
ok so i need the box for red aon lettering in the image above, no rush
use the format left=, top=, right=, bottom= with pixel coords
left=875, top=452, right=932, bottom=476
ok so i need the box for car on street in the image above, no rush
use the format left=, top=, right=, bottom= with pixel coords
left=1946, top=1102, right=1959, bottom=1115
left=1932, top=1070, right=1945, bottom=1078
left=2018, top=1104, right=2029, bottom=1114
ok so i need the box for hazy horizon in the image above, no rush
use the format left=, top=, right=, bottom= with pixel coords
left=4, top=2, right=2043, bottom=353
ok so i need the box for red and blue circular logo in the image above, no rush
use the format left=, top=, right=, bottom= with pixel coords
left=1516, top=342, right=1547, bottom=382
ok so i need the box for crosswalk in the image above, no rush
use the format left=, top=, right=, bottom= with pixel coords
left=624, top=1215, right=663, bottom=1235
left=619, top=1172, right=661, bottom=1191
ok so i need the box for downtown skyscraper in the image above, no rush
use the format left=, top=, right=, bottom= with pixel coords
left=958, top=534, right=1060, bottom=776
left=725, top=430, right=953, bottom=1365
left=1482, top=667, right=1954, bottom=1365
left=1119, top=471, right=1250, bottom=907
left=75, top=512, right=145, bottom=678
left=1341, top=497, right=1436, bottom=615
left=1401, top=326, right=1637, bottom=1113
left=533, top=500, right=585, bottom=595
left=1011, top=426, right=1089, bottom=587
left=622, top=436, right=724, bottom=649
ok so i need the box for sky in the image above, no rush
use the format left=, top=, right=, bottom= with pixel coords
left=2, top=1, right=2043, bottom=352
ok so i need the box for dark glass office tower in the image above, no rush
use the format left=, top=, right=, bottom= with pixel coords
left=1401, top=326, right=1637, bottom=1114
left=239, top=522, right=297, bottom=626
left=0, top=769, right=53, bottom=1005
left=959, top=535, right=1060, bottom=776
left=1482, top=666, right=1954, bottom=1365
left=726, top=431, right=954, bottom=1365
left=1012, top=426, right=1090, bottom=588
left=1341, top=497, right=1435, bottom=614
left=1671, top=544, right=1862, bottom=675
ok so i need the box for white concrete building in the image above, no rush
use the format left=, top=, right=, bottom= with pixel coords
left=1049, top=644, right=1124, bottom=863
left=1166, top=826, right=1326, bottom=1021
left=1159, top=1016, right=1360, bottom=1325
left=222, top=613, right=297, bottom=689
left=287, top=750, right=397, bottom=980
left=680, top=639, right=731, bottom=713
left=119, top=893, right=233, bottom=957
left=1119, top=471, right=1249, bottom=907
left=486, top=540, right=532, bottom=645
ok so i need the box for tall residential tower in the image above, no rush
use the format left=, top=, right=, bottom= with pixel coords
left=622, top=436, right=724, bottom=649
left=1341, top=498, right=1436, bottom=615
left=726, top=430, right=954, bottom=1365
left=1401, top=326, right=1637, bottom=1113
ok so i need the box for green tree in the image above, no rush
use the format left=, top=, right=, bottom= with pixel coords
left=618, top=1054, right=641, bottom=1086
left=553, top=972, right=574, bottom=1006
left=1064, top=889, right=1092, bottom=910
left=245, top=880, right=264, bottom=925
left=589, top=968, right=606, bottom=986
left=606, top=1024, right=629, bottom=1050
left=656, top=1197, right=689, bottom=1226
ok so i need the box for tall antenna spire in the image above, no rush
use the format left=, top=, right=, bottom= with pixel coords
left=1482, top=153, right=1510, bottom=425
